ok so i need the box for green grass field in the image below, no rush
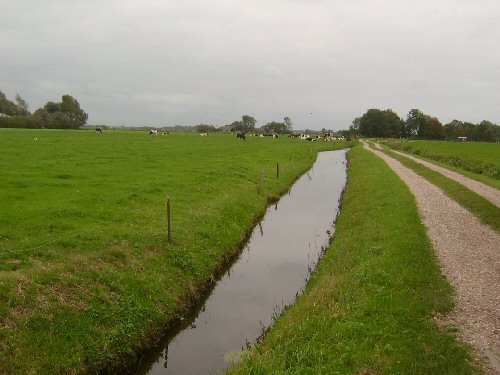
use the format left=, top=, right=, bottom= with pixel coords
left=0, top=128, right=353, bottom=374
left=228, top=146, right=478, bottom=374
left=405, top=140, right=499, bottom=164
left=384, top=140, right=500, bottom=185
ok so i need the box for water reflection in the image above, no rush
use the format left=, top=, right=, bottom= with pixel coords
left=133, top=150, right=347, bottom=375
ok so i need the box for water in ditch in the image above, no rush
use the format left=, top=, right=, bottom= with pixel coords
left=134, top=149, right=347, bottom=374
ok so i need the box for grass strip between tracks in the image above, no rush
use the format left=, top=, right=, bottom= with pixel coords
left=228, top=145, right=479, bottom=374
left=375, top=144, right=500, bottom=233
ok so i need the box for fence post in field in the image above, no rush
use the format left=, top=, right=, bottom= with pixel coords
left=167, top=195, right=172, bottom=242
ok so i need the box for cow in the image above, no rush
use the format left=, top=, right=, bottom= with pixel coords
left=299, top=134, right=311, bottom=140
left=96, top=127, right=103, bottom=133
left=236, top=132, right=246, bottom=141
left=200, top=132, right=208, bottom=136
left=161, top=132, right=169, bottom=135
left=149, top=129, right=158, bottom=135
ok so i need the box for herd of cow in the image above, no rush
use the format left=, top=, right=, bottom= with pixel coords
left=95, top=128, right=349, bottom=142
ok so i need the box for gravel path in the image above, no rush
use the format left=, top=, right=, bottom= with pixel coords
left=388, top=148, right=500, bottom=207
left=363, top=142, right=500, bottom=374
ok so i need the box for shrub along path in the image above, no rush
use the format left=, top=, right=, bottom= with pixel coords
left=364, top=142, right=500, bottom=374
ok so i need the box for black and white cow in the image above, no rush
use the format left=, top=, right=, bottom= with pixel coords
left=236, top=132, right=246, bottom=141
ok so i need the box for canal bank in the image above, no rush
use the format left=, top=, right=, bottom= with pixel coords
left=228, top=145, right=480, bottom=375
left=129, top=150, right=348, bottom=374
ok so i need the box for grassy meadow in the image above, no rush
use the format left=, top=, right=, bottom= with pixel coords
left=228, top=145, right=478, bottom=374
left=384, top=140, right=500, bottom=186
left=0, top=128, right=353, bottom=374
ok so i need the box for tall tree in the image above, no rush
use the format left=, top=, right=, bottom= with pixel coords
left=349, top=117, right=360, bottom=136
left=359, top=109, right=391, bottom=137
left=404, top=109, right=425, bottom=138
left=15, top=94, right=30, bottom=115
left=59, top=95, right=88, bottom=127
left=33, top=94, right=88, bottom=129
left=241, top=115, right=256, bottom=133
left=0, top=91, right=24, bottom=116
left=419, top=116, right=444, bottom=139
left=384, top=109, right=404, bottom=138
left=283, top=117, right=293, bottom=132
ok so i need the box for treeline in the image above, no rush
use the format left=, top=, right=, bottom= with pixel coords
left=350, top=108, right=499, bottom=142
left=197, top=115, right=293, bottom=134
left=0, top=90, right=88, bottom=129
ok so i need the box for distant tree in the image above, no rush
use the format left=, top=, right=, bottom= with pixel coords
left=15, top=94, right=30, bottom=115
left=419, top=116, right=444, bottom=139
left=232, top=115, right=256, bottom=133
left=260, top=121, right=289, bottom=134
left=0, top=90, right=27, bottom=116
left=404, top=109, right=425, bottom=138
left=357, top=109, right=403, bottom=138
left=33, top=95, right=88, bottom=129
left=349, top=117, right=361, bottom=136
left=230, top=120, right=243, bottom=132
left=385, top=109, right=404, bottom=138
left=359, top=109, right=385, bottom=137
left=44, top=101, right=60, bottom=113
left=283, top=117, right=293, bottom=132
left=444, top=119, right=464, bottom=140
left=241, top=115, right=256, bottom=132
left=473, top=120, right=498, bottom=142
left=60, top=95, right=88, bottom=128
left=196, top=124, right=216, bottom=133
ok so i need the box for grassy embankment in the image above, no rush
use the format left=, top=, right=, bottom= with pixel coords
left=370, top=142, right=500, bottom=232
left=384, top=140, right=500, bottom=188
left=0, top=128, right=353, bottom=374
left=228, top=145, right=478, bottom=374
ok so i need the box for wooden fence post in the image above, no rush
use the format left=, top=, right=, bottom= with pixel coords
left=167, top=195, right=172, bottom=242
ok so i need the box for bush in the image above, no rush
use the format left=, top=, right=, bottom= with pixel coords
left=0, top=116, right=43, bottom=129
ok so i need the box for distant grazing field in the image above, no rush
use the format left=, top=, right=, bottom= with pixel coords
left=405, top=140, right=499, bottom=164
left=385, top=139, right=500, bottom=183
left=0, top=128, right=352, bottom=374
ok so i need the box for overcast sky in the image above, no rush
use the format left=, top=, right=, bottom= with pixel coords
left=1, top=0, right=499, bottom=130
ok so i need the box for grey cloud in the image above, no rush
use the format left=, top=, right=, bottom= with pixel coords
left=1, top=0, right=499, bottom=129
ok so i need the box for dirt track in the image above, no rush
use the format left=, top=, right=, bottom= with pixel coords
left=390, top=149, right=500, bottom=207
left=364, top=142, right=500, bottom=374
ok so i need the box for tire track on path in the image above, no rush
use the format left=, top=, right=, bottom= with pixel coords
left=363, top=141, right=500, bottom=374
left=385, top=146, right=500, bottom=207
